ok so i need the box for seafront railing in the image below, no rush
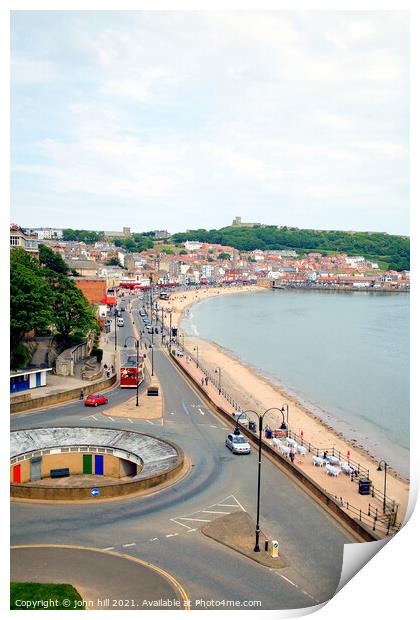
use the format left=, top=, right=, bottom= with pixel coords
left=330, top=494, right=401, bottom=536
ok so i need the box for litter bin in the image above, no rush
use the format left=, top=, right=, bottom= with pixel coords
left=249, top=421, right=257, bottom=433
left=265, top=428, right=273, bottom=439
left=358, top=479, right=371, bottom=495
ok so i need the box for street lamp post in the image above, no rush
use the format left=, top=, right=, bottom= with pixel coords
left=215, top=367, right=222, bottom=394
left=377, top=460, right=388, bottom=514
left=193, top=346, right=199, bottom=368
left=161, top=307, right=165, bottom=343
left=124, top=336, right=140, bottom=407
left=237, top=407, right=288, bottom=553
left=149, top=344, right=154, bottom=376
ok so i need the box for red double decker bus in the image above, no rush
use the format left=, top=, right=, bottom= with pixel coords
left=120, top=349, right=145, bottom=388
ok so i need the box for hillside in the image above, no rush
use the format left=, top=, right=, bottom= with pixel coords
left=171, top=225, right=410, bottom=271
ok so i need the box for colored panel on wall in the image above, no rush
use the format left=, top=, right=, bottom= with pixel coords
left=95, top=455, right=104, bottom=475
left=13, top=464, right=21, bottom=483
left=30, top=458, right=41, bottom=481
left=83, top=454, right=92, bottom=474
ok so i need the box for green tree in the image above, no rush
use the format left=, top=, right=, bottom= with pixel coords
left=51, top=279, right=99, bottom=345
left=10, top=249, right=53, bottom=367
left=38, top=244, right=69, bottom=275
left=105, top=257, right=122, bottom=267
left=217, top=252, right=231, bottom=260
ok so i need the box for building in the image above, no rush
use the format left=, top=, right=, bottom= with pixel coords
left=150, top=230, right=170, bottom=240
left=66, top=259, right=99, bottom=277
left=232, top=216, right=260, bottom=228
left=10, top=367, right=52, bottom=393
left=25, top=227, right=63, bottom=240
left=10, top=224, right=39, bottom=255
left=103, top=227, right=131, bottom=240
left=73, top=278, right=107, bottom=305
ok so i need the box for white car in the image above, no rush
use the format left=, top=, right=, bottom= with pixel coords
left=231, top=412, right=249, bottom=427
left=225, top=432, right=251, bottom=455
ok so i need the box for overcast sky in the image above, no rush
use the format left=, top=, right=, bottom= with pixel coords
left=11, top=11, right=409, bottom=235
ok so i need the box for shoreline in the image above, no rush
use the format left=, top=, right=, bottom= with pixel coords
left=160, top=286, right=409, bottom=519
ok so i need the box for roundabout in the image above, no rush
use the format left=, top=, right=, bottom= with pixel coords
left=10, top=427, right=184, bottom=501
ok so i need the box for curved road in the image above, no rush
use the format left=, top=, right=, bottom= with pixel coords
left=11, top=296, right=356, bottom=610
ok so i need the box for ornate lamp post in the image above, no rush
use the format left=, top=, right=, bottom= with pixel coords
left=215, top=367, right=222, bottom=394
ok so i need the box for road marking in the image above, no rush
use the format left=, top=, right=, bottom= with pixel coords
left=149, top=537, right=159, bottom=542
left=201, top=510, right=231, bottom=515
left=169, top=412, right=175, bottom=415
left=210, top=425, right=218, bottom=428
left=187, top=528, right=197, bottom=532
left=91, top=415, right=98, bottom=421
left=280, top=575, right=298, bottom=587
left=175, top=517, right=211, bottom=523
left=107, top=416, right=115, bottom=421
left=122, top=543, right=136, bottom=548
left=102, top=546, right=115, bottom=551
left=230, top=494, right=246, bottom=512
left=166, top=533, right=179, bottom=538
left=127, top=418, right=133, bottom=423
left=198, top=408, right=205, bottom=415
left=181, top=401, right=190, bottom=416
left=146, top=420, right=154, bottom=425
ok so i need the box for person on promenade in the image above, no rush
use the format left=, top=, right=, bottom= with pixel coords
left=79, top=389, right=84, bottom=400
left=323, top=450, right=328, bottom=460
left=201, top=377, right=205, bottom=386
left=205, top=376, right=208, bottom=386
left=290, top=448, right=296, bottom=464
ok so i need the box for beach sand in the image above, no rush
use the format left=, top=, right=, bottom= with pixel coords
left=159, top=286, right=409, bottom=522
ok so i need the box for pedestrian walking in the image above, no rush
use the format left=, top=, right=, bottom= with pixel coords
left=290, top=449, right=296, bottom=464
left=205, top=376, right=208, bottom=386
left=323, top=450, right=328, bottom=460
left=201, top=377, right=205, bottom=386
left=79, top=389, right=84, bottom=401
left=106, top=370, right=110, bottom=378
left=111, top=365, right=114, bottom=374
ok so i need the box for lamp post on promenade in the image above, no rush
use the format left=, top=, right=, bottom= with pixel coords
left=149, top=343, right=154, bottom=376
left=237, top=407, right=288, bottom=553
left=377, top=460, right=388, bottom=514
left=124, top=336, right=140, bottom=407
left=193, top=346, right=199, bottom=368
left=161, top=307, right=165, bottom=343
left=215, top=367, right=222, bottom=394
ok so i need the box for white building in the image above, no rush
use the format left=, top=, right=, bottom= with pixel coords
left=184, top=240, right=202, bottom=251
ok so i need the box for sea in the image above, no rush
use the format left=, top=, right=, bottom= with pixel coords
left=181, top=289, right=410, bottom=479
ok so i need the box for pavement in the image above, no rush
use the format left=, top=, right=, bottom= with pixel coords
left=10, top=294, right=356, bottom=610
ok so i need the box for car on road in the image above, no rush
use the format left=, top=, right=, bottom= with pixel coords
left=225, top=432, right=251, bottom=454
left=84, top=393, right=109, bottom=407
left=231, top=412, right=249, bottom=427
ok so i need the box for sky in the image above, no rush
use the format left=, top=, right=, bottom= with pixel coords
left=10, top=10, right=409, bottom=235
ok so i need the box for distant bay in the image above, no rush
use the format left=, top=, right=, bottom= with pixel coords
left=182, top=289, right=410, bottom=478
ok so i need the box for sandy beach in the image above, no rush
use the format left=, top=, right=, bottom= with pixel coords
left=158, top=286, right=409, bottom=522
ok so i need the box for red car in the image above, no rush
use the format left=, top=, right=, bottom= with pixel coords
left=84, top=393, right=108, bottom=407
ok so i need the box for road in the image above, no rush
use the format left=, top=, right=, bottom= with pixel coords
left=11, top=294, right=356, bottom=610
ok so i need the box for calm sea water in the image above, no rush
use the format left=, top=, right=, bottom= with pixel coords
left=182, top=290, right=410, bottom=478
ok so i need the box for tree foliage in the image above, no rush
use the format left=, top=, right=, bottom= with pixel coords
left=10, top=247, right=99, bottom=368
left=62, top=229, right=101, bottom=243
left=38, top=244, right=69, bottom=275
left=171, top=225, right=410, bottom=271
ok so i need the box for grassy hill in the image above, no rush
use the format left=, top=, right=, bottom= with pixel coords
left=171, top=225, right=409, bottom=271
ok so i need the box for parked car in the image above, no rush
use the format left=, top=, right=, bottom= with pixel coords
left=225, top=432, right=251, bottom=454
left=84, top=393, right=109, bottom=407
left=231, top=412, right=249, bottom=427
